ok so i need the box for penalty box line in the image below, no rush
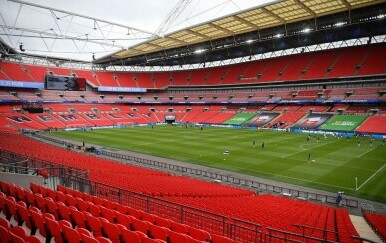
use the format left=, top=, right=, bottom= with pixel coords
left=357, top=163, right=386, bottom=191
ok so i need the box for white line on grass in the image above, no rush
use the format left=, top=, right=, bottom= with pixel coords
left=210, top=162, right=355, bottom=190
left=285, top=157, right=377, bottom=172
left=356, top=147, right=376, bottom=158
left=281, top=140, right=337, bottom=158
left=356, top=163, right=386, bottom=191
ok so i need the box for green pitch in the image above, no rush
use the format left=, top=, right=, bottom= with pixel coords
left=48, top=126, right=386, bottom=203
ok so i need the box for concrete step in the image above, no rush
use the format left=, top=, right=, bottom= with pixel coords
left=350, top=214, right=382, bottom=243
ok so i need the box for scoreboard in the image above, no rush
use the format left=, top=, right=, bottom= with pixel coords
left=45, top=75, right=86, bottom=91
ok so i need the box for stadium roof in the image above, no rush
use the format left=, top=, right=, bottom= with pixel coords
left=0, top=0, right=277, bottom=61
left=0, top=0, right=385, bottom=66
left=97, top=0, right=386, bottom=66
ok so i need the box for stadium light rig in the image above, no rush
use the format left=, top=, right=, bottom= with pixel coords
left=274, top=33, right=283, bottom=38
left=194, top=49, right=207, bottom=54
left=334, top=22, right=346, bottom=27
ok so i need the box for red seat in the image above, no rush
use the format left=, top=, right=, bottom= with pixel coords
left=102, top=221, right=121, bottom=243
left=85, top=214, right=103, bottom=237
left=0, top=225, right=10, bottom=243
left=142, top=237, right=165, bottom=243
left=63, top=224, right=82, bottom=243
left=115, top=204, right=127, bottom=215
left=87, top=201, right=100, bottom=217
left=211, top=234, right=236, bottom=243
left=115, top=212, right=133, bottom=229
left=168, top=230, right=190, bottom=243
left=76, top=197, right=88, bottom=211
left=140, top=212, right=156, bottom=224
left=15, top=186, right=25, bottom=202
left=95, top=236, right=113, bottom=243
left=15, top=202, right=31, bottom=227
left=127, top=207, right=141, bottom=218
left=56, top=191, right=67, bottom=203
left=7, top=184, right=16, bottom=198
left=56, top=202, right=72, bottom=222
left=29, top=207, right=48, bottom=237
left=27, top=235, right=42, bottom=243
left=10, top=226, right=28, bottom=241
left=92, top=196, right=103, bottom=206
left=0, top=218, right=11, bottom=230
left=131, top=217, right=151, bottom=235
left=103, top=199, right=115, bottom=210
left=70, top=207, right=86, bottom=228
left=121, top=228, right=141, bottom=243
left=154, top=216, right=171, bottom=229
left=81, top=234, right=99, bottom=243
left=38, top=185, right=48, bottom=197
left=46, top=188, right=57, bottom=200
left=4, top=196, right=17, bottom=220
left=34, top=194, right=47, bottom=213
left=24, top=190, right=36, bottom=207
left=65, top=194, right=77, bottom=207
left=186, top=225, right=211, bottom=241
left=57, top=185, right=66, bottom=193
left=45, top=198, right=59, bottom=219
left=149, top=224, right=170, bottom=242
left=0, top=193, right=5, bottom=213
left=169, top=220, right=187, bottom=234
left=44, top=213, right=72, bottom=243
left=83, top=193, right=94, bottom=203
left=73, top=190, right=84, bottom=199
left=99, top=206, right=115, bottom=223
left=9, top=231, right=25, bottom=243
left=0, top=181, right=9, bottom=194
left=77, top=227, right=93, bottom=237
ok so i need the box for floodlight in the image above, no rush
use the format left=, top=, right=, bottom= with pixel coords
left=335, top=22, right=345, bottom=27
left=274, top=33, right=283, bottom=38
left=194, top=49, right=206, bottom=54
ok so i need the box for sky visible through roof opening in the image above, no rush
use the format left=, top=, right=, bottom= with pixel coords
left=0, top=0, right=276, bottom=61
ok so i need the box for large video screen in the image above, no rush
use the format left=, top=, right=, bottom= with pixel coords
left=246, top=112, right=280, bottom=127
left=45, top=75, right=86, bottom=91
left=292, top=113, right=333, bottom=130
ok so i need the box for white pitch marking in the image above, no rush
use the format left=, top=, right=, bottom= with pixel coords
left=357, top=163, right=386, bottom=191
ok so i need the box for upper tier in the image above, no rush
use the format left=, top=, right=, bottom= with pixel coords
left=0, top=44, right=385, bottom=88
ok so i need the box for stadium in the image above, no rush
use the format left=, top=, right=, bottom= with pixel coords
left=0, top=0, right=385, bottom=242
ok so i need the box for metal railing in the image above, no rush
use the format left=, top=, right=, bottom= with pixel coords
left=1, top=146, right=349, bottom=243
left=0, top=149, right=88, bottom=190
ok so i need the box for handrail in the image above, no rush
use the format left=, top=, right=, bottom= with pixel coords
left=292, top=223, right=338, bottom=234
left=351, top=235, right=379, bottom=243
left=0, top=159, right=29, bottom=166
left=265, top=227, right=338, bottom=243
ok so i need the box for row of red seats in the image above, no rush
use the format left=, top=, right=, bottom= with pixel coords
left=0, top=217, right=41, bottom=243
left=335, top=208, right=360, bottom=243
left=1, top=86, right=385, bottom=105
left=0, top=44, right=385, bottom=87
left=1, top=180, right=235, bottom=243
left=0, top=133, right=361, bottom=242
left=0, top=133, right=254, bottom=198
left=0, top=183, right=116, bottom=243
left=364, top=212, right=386, bottom=241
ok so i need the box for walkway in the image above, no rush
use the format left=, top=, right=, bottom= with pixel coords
left=350, top=215, right=382, bottom=243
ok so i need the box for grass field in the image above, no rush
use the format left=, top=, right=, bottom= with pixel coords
left=48, top=125, right=386, bottom=203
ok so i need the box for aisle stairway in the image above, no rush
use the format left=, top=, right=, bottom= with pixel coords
left=350, top=215, right=382, bottom=242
